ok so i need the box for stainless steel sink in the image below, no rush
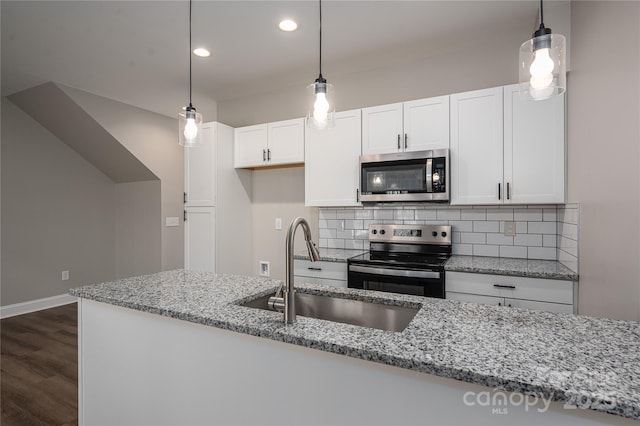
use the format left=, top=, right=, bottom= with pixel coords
left=241, top=291, right=420, bottom=332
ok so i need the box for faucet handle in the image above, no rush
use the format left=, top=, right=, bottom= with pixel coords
left=306, top=241, right=321, bottom=262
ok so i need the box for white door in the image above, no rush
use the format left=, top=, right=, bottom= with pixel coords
left=305, top=109, right=362, bottom=206
left=267, top=118, right=305, bottom=166
left=234, top=124, right=268, bottom=168
left=450, top=87, right=504, bottom=205
left=403, top=96, right=450, bottom=152
left=184, top=122, right=216, bottom=206
left=503, top=84, right=566, bottom=204
left=361, top=103, right=403, bottom=155
left=184, top=206, right=215, bottom=272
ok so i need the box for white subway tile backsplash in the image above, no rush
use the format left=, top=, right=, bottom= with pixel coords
left=500, top=246, right=527, bottom=258
left=514, top=209, right=543, bottom=221
left=473, top=221, right=499, bottom=233
left=318, top=204, right=579, bottom=263
left=461, top=209, right=487, bottom=221
left=487, top=209, right=513, bottom=221
left=461, top=232, right=486, bottom=244
left=528, top=247, right=556, bottom=260
left=449, top=221, right=473, bottom=232
left=528, top=221, right=556, bottom=235
left=415, top=210, right=437, bottom=220
left=355, top=209, right=374, bottom=220
left=514, top=234, right=542, bottom=247
left=437, top=209, right=461, bottom=220
left=394, top=210, right=415, bottom=220
left=487, top=234, right=514, bottom=246
left=473, top=245, right=500, bottom=257
left=373, top=210, right=394, bottom=220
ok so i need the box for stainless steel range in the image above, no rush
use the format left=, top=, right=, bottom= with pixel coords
left=347, top=224, right=451, bottom=298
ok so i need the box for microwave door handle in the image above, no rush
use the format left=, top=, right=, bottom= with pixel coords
left=426, top=158, right=433, bottom=193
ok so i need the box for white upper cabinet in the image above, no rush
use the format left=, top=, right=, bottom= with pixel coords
left=234, top=118, right=304, bottom=168
left=362, top=96, right=449, bottom=155
left=503, top=84, right=566, bottom=204
left=184, top=122, right=217, bottom=206
left=450, top=87, right=504, bottom=205
left=451, top=85, right=566, bottom=205
left=305, top=109, right=362, bottom=207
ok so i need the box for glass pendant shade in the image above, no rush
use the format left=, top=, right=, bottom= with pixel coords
left=519, top=33, right=566, bottom=101
left=179, top=107, right=203, bottom=147
left=306, top=78, right=335, bottom=130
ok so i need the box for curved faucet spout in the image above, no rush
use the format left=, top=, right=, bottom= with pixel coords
left=269, top=217, right=320, bottom=324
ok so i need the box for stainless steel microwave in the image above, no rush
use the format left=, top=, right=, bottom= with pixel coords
left=359, top=149, right=449, bottom=203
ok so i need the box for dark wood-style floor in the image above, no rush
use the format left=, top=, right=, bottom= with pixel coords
left=1, top=303, right=78, bottom=426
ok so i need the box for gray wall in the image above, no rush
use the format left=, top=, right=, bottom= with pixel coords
left=60, top=86, right=184, bottom=272
left=1, top=98, right=117, bottom=305
left=568, top=1, right=640, bottom=321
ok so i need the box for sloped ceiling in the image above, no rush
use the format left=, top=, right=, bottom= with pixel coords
left=9, top=82, right=158, bottom=183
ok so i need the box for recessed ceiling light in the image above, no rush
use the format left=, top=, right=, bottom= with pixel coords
left=193, top=48, right=211, bottom=58
left=278, top=19, right=298, bottom=32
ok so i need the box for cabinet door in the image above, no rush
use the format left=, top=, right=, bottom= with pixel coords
left=450, top=87, right=504, bottom=205
left=403, top=96, right=450, bottom=151
left=267, top=118, right=305, bottom=166
left=504, top=84, right=566, bottom=204
left=184, top=122, right=216, bottom=206
left=305, top=110, right=362, bottom=206
left=361, top=103, right=403, bottom=155
left=184, top=207, right=215, bottom=273
left=234, top=124, right=268, bottom=168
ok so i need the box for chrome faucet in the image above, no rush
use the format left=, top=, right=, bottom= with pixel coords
left=268, top=217, right=320, bottom=324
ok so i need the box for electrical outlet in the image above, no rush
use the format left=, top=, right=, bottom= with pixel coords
left=165, top=217, right=180, bottom=227
left=504, top=221, right=516, bottom=237
left=62, top=270, right=70, bottom=281
left=275, top=218, right=282, bottom=230
left=259, top=261, right=270, bottom=277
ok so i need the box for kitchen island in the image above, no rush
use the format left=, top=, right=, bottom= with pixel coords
left=70, top=270, right=639, bottom=425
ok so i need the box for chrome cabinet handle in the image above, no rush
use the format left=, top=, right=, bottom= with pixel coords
left=404, top=133, right=408, bottom=149
left=267, top=149, right=271, bottom=161
left=397, top=134, right=401, bottom=150
left=493, top=284, right=516, bottom=289
left=263, top=149, right=266, bottom=161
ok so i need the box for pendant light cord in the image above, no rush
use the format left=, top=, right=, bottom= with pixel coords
left=189, top=0, right=193, bottom=108
left=539, top=0, right=544, bottom=26
left=318, top=0, right=323, bottom=77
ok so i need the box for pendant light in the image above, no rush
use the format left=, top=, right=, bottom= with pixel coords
left=179, top=0, right=203, bottom=147
left=307, top=0, right=335, bottom=130
left=519, top=0, right=566, bottom=101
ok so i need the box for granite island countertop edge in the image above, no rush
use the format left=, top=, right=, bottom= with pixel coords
left=70, top=270, right=637, bottom=420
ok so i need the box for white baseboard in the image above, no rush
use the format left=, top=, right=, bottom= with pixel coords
left=1, top=294, right=77, bottom=319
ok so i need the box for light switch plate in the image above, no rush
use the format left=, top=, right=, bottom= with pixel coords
left=166, top=217, right=180, bottom=227
left=62, top=270, right=69, bottom=281
left=275, top=218, right=282, bottom=230
left=504, top=221, right=516, bottom=236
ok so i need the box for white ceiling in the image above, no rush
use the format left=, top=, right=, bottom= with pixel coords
left=1, top=1, right=545, bottom=119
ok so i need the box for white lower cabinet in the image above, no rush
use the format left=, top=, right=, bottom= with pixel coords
left=184, top=207, right=215, bottom=273
left=294, top=259, right=348, bottom=288
left=446, top=271, right=575, bottom=314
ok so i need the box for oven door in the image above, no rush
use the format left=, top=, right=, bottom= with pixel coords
left=348, top=264, right=444, bottom=298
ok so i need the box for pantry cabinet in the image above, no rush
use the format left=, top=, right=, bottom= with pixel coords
left=446, top=271, right=576, bottom=314
left=184, top=122, right=252, bottom=275
left=450, top=85, right=566, bottom=205
left=234, top=118, right=304, bottom=168
left=362, top=96, right=449, bottom=155
left=305, top=109, right=362, bottom=206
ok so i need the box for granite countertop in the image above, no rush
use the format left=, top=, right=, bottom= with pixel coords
left=294, top=248, right=365, bottom=263
left=70, top=270, right=638, bottom=420
left=446, top=255, right=579, bottom=281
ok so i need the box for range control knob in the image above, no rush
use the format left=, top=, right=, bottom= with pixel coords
left=432, top=231, right=438, bottom=237
left=441, top=231, right=448, bottom=237
left=380, top=229, right=386, bottom=235
left=371, top=229, right=377, bottom=235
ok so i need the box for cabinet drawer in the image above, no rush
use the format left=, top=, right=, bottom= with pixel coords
left=505, top=298, right=573, bottom=314
left=446, top=272, right=573, bottom=304
left=294, top=260, right=347, bottom=281
left=294, top=275, right=347, bottom=288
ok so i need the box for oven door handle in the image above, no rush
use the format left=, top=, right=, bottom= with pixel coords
left=349, top=265, right=440, bottom=280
